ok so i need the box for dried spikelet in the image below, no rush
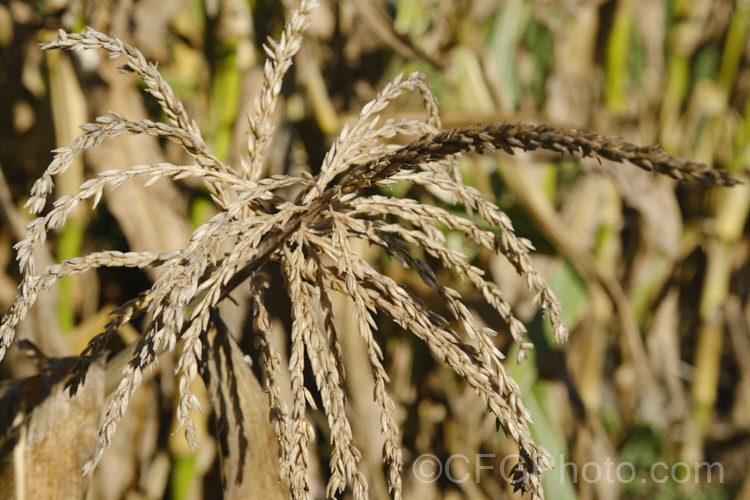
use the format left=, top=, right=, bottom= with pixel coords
left=0, top=1, right=739, bottom=499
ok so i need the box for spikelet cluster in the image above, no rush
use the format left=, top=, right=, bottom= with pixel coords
left=0, top=1, right=737, bottom=498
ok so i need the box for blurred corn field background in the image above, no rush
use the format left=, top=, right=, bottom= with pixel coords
left=0, top=0, right=749, bottom=499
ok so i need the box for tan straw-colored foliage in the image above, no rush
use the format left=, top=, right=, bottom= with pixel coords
left=0, top=1, right=740, bottom=499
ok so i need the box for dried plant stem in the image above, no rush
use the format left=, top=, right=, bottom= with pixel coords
left=283, top=237, right=315, bottom=499
left=250, top=279, right=293, bottom=483
left=0, top=6, right=739, bottom=499
left=246, top=0, right=320, bottom=180
left=339, top=121, right=740, bottom=191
